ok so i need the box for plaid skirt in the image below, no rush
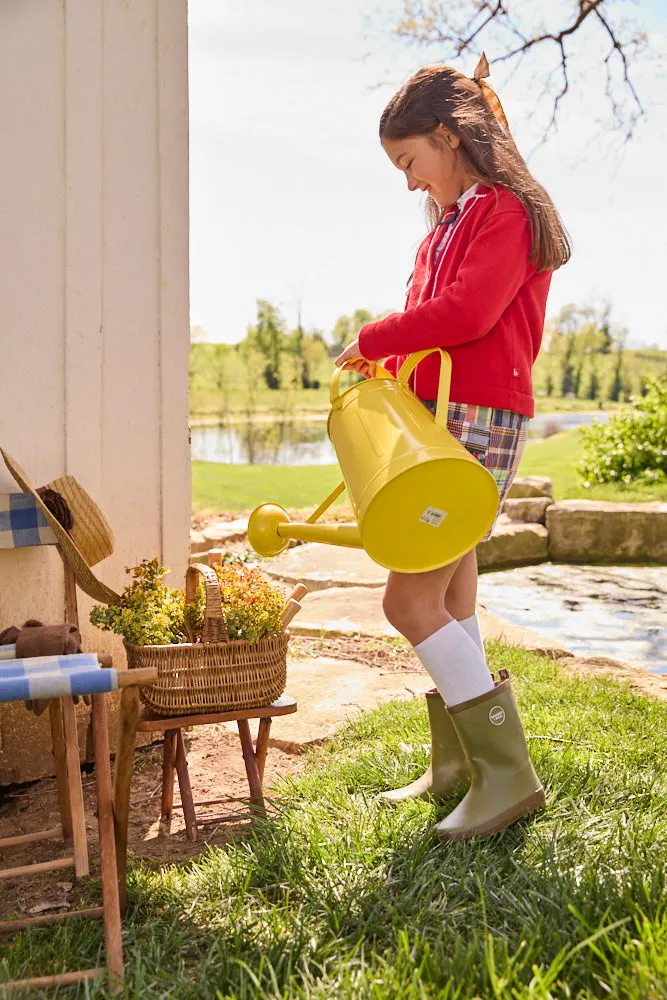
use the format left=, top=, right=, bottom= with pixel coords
left=422, top=400, right=529, bottom=541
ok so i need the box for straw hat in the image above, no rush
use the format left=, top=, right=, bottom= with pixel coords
left=1, top=448, right=121, bottom=605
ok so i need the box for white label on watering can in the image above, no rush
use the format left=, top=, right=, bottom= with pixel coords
left=419, top=506, right=448, bottom=527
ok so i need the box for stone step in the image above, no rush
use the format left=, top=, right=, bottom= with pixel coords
left=288, top=585, right=569, bottom=657
left=220, top=653, right=433, bottom=751
left=258, top=543, right=387, bottom=590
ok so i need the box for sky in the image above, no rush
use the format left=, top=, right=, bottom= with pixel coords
left=188, top=0, right=667, bottom=349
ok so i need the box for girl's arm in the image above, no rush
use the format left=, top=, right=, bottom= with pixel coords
left=358, top=209, right=535, bottom=361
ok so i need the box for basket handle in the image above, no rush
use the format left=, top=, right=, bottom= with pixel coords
left=186, top=563, right=229, bottom=644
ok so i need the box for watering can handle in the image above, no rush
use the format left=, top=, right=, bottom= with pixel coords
left=329, top=362, right=395, bottom=408
left=396, top=349, right=452, bottom=430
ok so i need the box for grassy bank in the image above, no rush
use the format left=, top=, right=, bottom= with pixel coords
left=190, top=390, right=624, bottom=422
left=192, top=429, right=667, bottom=514
left=3, top=643, right=667, bottom=997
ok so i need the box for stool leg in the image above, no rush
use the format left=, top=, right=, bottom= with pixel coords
left=238, top=719, right=265, bottom=816
left=160, top=730, right=178, bottom=835
left=174, top=731, right=198, bottom=842
left=255, top=718, right=272, bottom=784
left=91, top=694, right=124, bottom=991
left=112, top=685, right=140, bottom=915
left=49, top=699, right=73, bottom=840
left=61, top=697, right=89, bottom=878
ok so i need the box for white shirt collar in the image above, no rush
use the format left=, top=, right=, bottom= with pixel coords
left=457, top=183, right=479, bottom=210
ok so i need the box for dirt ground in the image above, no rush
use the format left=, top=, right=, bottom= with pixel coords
left=0, top=636, right=417, bottom=920
left=0, top=714, right=304, bottom=920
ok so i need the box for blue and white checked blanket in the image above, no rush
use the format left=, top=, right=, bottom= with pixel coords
left=0, top=651, right=118, bottom=702
left=0, top=493, right=57, bottom=549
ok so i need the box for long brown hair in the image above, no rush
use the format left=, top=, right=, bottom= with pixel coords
left=380, top=65, right=571, bottom=271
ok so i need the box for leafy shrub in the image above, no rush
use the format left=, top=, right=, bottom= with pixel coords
left=90, top=559, right=187, bottom=645
left=183, top=562, right=285, bottom=643
left=90, top=558, right=285, bottom=645
left=578, top=375, right=667, bottom=486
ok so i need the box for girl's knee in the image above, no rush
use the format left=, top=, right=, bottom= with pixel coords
left=383, top=580, right=439, bottom=634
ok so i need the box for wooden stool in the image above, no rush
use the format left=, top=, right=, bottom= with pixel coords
left=134, top=695, right=298, bottom=841
left=0, top=667, right=156, bottom=995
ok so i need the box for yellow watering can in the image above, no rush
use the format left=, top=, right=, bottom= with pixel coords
left=248, top=348, right=499, bottom=573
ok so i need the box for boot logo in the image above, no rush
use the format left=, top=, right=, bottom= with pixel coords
left=489, top=705, right=506, bottom=726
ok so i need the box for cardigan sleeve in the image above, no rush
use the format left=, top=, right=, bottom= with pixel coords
left=358, top=209, right=535, bottom=361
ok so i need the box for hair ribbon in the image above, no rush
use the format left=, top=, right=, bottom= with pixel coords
left=472, top=52, right=511, bottom=137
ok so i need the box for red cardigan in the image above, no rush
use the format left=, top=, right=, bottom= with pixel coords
left=357, top=185, right=552, bottom=418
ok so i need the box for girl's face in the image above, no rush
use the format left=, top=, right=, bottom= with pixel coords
left=381, top=127, right=471, bottom=207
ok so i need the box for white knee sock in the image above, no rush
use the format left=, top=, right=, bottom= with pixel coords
left=414, top=620, right=494, bottom=708
left=458, top=613, right=484, bottom=652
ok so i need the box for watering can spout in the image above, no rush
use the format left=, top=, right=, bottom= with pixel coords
left=247, top=503, right=362, bottom=559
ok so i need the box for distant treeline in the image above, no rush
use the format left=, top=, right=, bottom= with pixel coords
left=189, top=302, right=382, bottom=416
left=190, top=299, right=667, bottom=416
left=533, top=303, right=667, bottom=403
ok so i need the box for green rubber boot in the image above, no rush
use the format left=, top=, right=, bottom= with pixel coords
left=380, top=690, right=469, bottom=804
left=435, top=677, right=545, bottom=841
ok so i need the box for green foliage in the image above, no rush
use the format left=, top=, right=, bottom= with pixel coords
left=211, top=563, right=285, bottom=642
left=246, top=299, right=288, bottom=389
left=89, top=559, right=188, bottom=646
left=578, top=375, right=667, bottom=485
left=533, top=302, right=667, bottom=403
left=329, top=308, right=375, bottom=355
left=89, top=558, right=286, bottom=646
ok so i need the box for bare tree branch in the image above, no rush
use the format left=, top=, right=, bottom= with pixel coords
left=390, top=0, right=651, bottom=141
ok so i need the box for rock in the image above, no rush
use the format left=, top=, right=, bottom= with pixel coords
left=189, top=530, right=209, bottom=555
left=290, top=586, right=400, bottom=638
left=222, top=655, right=433, bottom=751
left=503, top=497, right=551, bottom=525
left=202, top=518, right=249, bottom=547
left=477, top=522, right=549, bottom=570
left=506, top=476, right=554, bottom=500
left=547, top=501, right=667, bottom=564
left=258, top=543, right=388, bottom=590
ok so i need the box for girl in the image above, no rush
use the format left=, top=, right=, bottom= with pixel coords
left=335, top=57, right=570, bottom=841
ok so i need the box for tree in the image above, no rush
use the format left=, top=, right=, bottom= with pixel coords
left=560, top=338, right=577, bottom=397
left=389, top=0, right=652, bottom=141
left=209, top=344, right=233, bottom=421
left=598, top=303, right=613, bottom=354
left=298, top=332, right=328, bottom=389
left=246, top=299, right=288, bottom=390
left=585, top=363, right=600, bottom=401
left=608, top=327, right=628, bottom=402
left=330, top=309, right=375, bottom=355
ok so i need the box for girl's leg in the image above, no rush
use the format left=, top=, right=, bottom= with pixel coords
left=444, top=550, right=484, bottom=652
left=383, top=555, right=493, bottom=707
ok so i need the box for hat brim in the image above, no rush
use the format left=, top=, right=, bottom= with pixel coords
left=1, top=448, right=121, bottom=605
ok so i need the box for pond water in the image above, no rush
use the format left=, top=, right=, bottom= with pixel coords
left=477, top=564, right=667, bottom=674
left=191, top=410, right=610, bottom=466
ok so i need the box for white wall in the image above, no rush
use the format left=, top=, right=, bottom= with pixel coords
left=0, top=0, right=190, bottom=782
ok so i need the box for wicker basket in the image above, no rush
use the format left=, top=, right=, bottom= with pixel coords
left=124, top=562, right=288, bottom=716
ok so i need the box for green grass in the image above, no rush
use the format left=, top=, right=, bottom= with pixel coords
left=517, top=430, right=667, bottom=503
left=3, top=643, right=667, bottom=997
left=192, top=461, right=349, bottom=515
left=192, top=430, right=667, bottom=514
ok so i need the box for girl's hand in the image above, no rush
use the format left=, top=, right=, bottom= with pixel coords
left=334, top=339, right=376, bottom=379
